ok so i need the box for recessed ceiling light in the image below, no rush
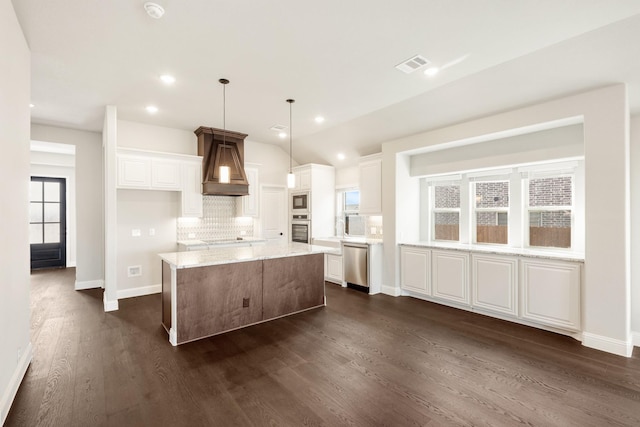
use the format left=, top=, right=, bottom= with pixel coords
left=424, top=66, right=440, bottom=77
left=160, top=74, right=175, bottom=85
left=146, top=105, right=159, bottom=114
left=29, top=103, right=35, bottom=108
left=279, top=132, right=287, bottom=138
left=315, top=116, right=325, bottom=124
left=144, top=2, right=165, bottom=19
left=337, top=153, right=345, bottom=160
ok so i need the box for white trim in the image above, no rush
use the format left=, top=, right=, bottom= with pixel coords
left=75, top=279, right=104, bottom=290
left=103, top=293, right=119, bottom=312
left=632, top=331, right=640, bottom=347
left=0, top=342, right=33, bottom=426
left=117, top=284, right=161, bottom=300
left=582, top=332, right=633, bottom=357
left=381, top=284, right=401, bottom=296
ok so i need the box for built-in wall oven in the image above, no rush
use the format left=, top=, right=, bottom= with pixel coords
left=291, top=214, right=310, bottom=243
left=291, top=192, right=310, bottom=213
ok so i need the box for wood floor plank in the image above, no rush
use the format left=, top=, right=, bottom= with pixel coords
left=5, top=268, right=640, bottom=426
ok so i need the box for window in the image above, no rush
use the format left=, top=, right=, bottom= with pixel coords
left=526, top=175, right=573, bottom=248
left=337, top=189, right=365, bottom=236
left=432, top=183, right=460, bottom=241
left=422, top=161, right=581, bottom=252
left=473, top=180, right=509, bottom=244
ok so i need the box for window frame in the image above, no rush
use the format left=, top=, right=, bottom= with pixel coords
left=471, top=179, right=510, bottom=245
left=523, top=171, right=575, bottom=249
left=430, top=180, right=461, bottom=242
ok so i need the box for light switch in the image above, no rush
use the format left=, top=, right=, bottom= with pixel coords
left=132, top=229, right=141, bottom=237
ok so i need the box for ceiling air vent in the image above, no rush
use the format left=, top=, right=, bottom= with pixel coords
left=395, top=55, right=430, bottom=74
left=270, top=124, right=288, bottom=132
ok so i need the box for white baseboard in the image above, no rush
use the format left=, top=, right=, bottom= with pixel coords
left=1, top=342, right=33, bottom=425
left=75, top=279, right=104, bottom=291
left=381, top=285, right=401, bottom=297
left=117, top=284, right=161, bottom=300
left=582, top=332, right=633, bottom=357
left=103, top=293, right=119, bottom=312
left=632, top=331, right=640, bottom=348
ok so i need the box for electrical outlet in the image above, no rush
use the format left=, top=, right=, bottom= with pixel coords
left=127, top=265, right=142, bottom=277
left=370, top=227, right=377, bottom=234
left=240, top=230, right=247, bottom=236
left=188, top=233, right=196, bottom=239
left=243, top=298, right=250, bottom=308
left=149, top=228, right=155, bottom=236
left=131, top=228, right=141, bottom=237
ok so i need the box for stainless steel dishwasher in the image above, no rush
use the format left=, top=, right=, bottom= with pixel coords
left=343, top=242, right=368, bottom=288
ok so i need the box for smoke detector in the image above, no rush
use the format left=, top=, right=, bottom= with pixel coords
left=144, top=2, right=165, bottom=19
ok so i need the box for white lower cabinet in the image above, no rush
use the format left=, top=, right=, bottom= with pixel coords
left=520, top=258, right=581, bottom=331
left=400, top=246, right=431, bottom=295
left=432, top=250, right=470, bottom=305
left=325, top=253, right=343, bottom=284
left=472, top=254, right=518, bottom=316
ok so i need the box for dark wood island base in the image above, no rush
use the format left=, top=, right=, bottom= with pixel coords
left=162, top=252, right=325, bottom=345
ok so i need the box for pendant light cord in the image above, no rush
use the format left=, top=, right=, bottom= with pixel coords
left=222, top=81, right=226, bottom=167
left=287, top=99, right=295, bottom=174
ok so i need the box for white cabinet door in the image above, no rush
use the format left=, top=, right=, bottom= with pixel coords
left=236, top=167, right=259, bottom=217
left=400, top=246, right=431, bottom=295
left=432, top=250, right=469, bottom=305
left=117, top=155, right=150, bottom=188
left=325, top=253, right=343, bottom=284
left=151, top=159, right=181, bottom=190
left=359, top=158, right=382, bottom=214
left=520, top=258, right=581, bottom=331
left=472, top=254, right=518, bottom=316
left=299, top=169, right=311, bottom=190
left=181, top=161, right=203, bottom=217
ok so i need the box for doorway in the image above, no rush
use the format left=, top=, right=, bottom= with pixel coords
left=30, top=176, right=67, bottom=269
left=260, top=185, right=287, bottom=242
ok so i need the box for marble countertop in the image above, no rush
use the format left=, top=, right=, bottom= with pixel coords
left=177, top=237, right=266, bottom=246
left=400, top=241, right=584, bottom=262
left=161, top=241, right=340, bottom=269
left=313, top=236, right=384, bottom=246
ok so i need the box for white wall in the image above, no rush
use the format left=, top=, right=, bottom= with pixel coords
left=335, top=165, right=359, bottom=188
left=630, top=115, right=640, bottom=345
left=0, top=1, right=32, bottom=423
left=117, top=190, right=179, bottom=296
left=31, top=124, right=104, bottom=287
left=382, top=85, right=631, bottom=357
left=117, top=120, right=196, bottom=155
left=245, top=139, right=294, bottom=187
left=410, top=124, right=584, bottom=177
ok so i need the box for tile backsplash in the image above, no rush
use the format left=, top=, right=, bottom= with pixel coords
left=177, top=196, right=254, bottom=241
left=366, top=215, right=383, bottom=239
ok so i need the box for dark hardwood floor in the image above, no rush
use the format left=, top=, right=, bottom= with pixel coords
left=6, top=267, right=640, bottom=426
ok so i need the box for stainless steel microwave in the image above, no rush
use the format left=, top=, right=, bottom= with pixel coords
left=291, top=192, right=309, bottom=212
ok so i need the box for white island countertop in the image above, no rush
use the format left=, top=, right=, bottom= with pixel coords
left=160, top=241, right=340, bottom=269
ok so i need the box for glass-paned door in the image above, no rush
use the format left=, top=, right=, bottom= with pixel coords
left=30, top=177, right=66, bottom=270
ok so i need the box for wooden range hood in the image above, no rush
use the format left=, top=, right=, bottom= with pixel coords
left=195, top=126, right=249, bottom=196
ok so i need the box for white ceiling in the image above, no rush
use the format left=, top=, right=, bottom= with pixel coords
left=13, top=0, right=640, bottom=166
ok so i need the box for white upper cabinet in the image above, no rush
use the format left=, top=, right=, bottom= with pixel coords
left=292, top=166, right=312, bottom=191
left=117, top=155, right=151, bottom=189
left=358, top=154, right=382, bottom=215
left=117, top=148, right=203, bottom=217
left=236, top=167, right=259, bottom=217
left=181, top=159, right=203, bottom=218
left=151, top=158, right=181, bottom=190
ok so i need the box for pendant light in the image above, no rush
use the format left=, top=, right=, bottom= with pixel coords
left=219, top=78, right=231, bottom=184
left=286, top=99, right=296, bottom=189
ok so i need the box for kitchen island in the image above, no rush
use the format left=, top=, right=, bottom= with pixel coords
left=159, top=242, right=337, bottom=345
